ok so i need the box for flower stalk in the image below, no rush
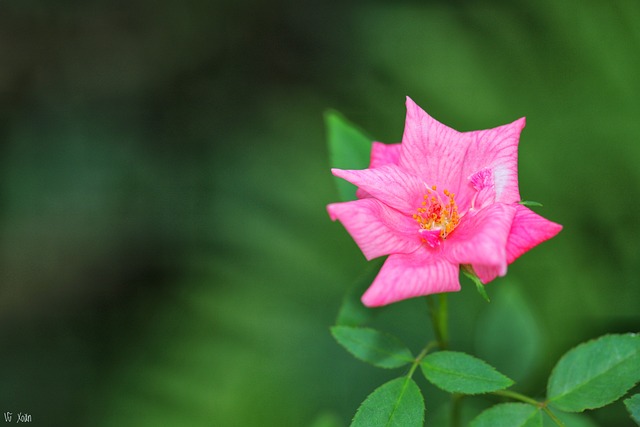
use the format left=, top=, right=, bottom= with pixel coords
left=427, top=294, right=449, bottom=350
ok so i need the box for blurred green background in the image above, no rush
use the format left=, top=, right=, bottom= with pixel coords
left=1, top=0, right=639, bottom=426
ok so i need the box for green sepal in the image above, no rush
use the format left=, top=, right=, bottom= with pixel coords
left=461, top=265, right=490, bottom=302
left=519, top=200, right=543, bottom=207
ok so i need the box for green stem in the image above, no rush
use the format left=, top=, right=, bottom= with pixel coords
left=450, top=393, right=462, bottom=427
left=492, top=391, right=566, bottom=427
left=427, top=294, right=457, bottom=427
left=541, top=406, right=566, bottom=427
left=407, top=341, right=437, bottom=378
left=492, top=389, right=540, bottom=406
left=426, top=294, right=449, bottom=349
left=438, top=293, right=448, bottom=348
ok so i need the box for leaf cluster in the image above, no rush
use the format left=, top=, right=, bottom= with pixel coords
left=332, top=324, right=640, bottom=426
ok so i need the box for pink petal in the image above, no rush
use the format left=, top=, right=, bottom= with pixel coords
left=418, top=228, right=442, bottom=248
left=399, top=97, right=464, bottom=191
left=470, top=264, right=503, bottom=284
left=443, top=203, right=517, bottom=271
left=355, top=188, right=371, bottom=199
left=355, top=142, right=402, bottom=199
left=505, top=205, right=563, bottom=264
left=332, top=165, right=425, bottom=214
left=361, top=251, right=460, bottom=307
left=457, top=118, right=526, bottom=208
left=370, top=142, right=401, bottom=168
left=467, top=168, right=497, bottom=211
left=470, top=205, right=562, bottom=283
left=469, top=167, right=494, bottom=191
left=356, top=188, right=371, bottom=199
left=397, top=97, right=525, bottom=212
left=327, top=198, right=421, bottom=260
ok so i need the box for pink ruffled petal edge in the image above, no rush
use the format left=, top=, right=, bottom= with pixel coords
left=361, top=251, right=460, bottom=307
left=327, top=198, right=421, bottom=260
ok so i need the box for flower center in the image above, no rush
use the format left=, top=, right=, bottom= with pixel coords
left=412, top=185, right=460, bottom=246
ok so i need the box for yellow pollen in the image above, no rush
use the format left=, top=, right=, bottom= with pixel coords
left=413, top=186, right=460, bottom=242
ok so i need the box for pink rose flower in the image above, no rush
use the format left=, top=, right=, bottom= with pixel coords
left=327, top=97, right=562, bottom=307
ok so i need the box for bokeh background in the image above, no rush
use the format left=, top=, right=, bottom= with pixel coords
left=1, top=0, right=639, bottom=426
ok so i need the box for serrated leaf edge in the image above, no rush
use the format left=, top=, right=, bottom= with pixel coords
left=421, top=351, right=514, bottom=394
left=350, top=377, right=424, bottom=427
left=547, top=333, right=640, bottom=410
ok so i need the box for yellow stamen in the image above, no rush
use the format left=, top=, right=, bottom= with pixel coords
left=413, top=186, right=460, bottom=244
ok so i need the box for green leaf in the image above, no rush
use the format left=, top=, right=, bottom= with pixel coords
left=547, top=333, right=640, bottom=412
left=336, top=259, right=384, bottom=327
left=325, top=110, right=373, bottom=202
left=331, top=326, right=414, bottom=369
left=420, top=351, right=513, bottom=394
left=351, top=377, right=424, bottom=427
left=625, top=394, right=640, bottom=426
left=519, top=200, right=543, bottom=207
left=470, top=403, right=542, bottom=427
